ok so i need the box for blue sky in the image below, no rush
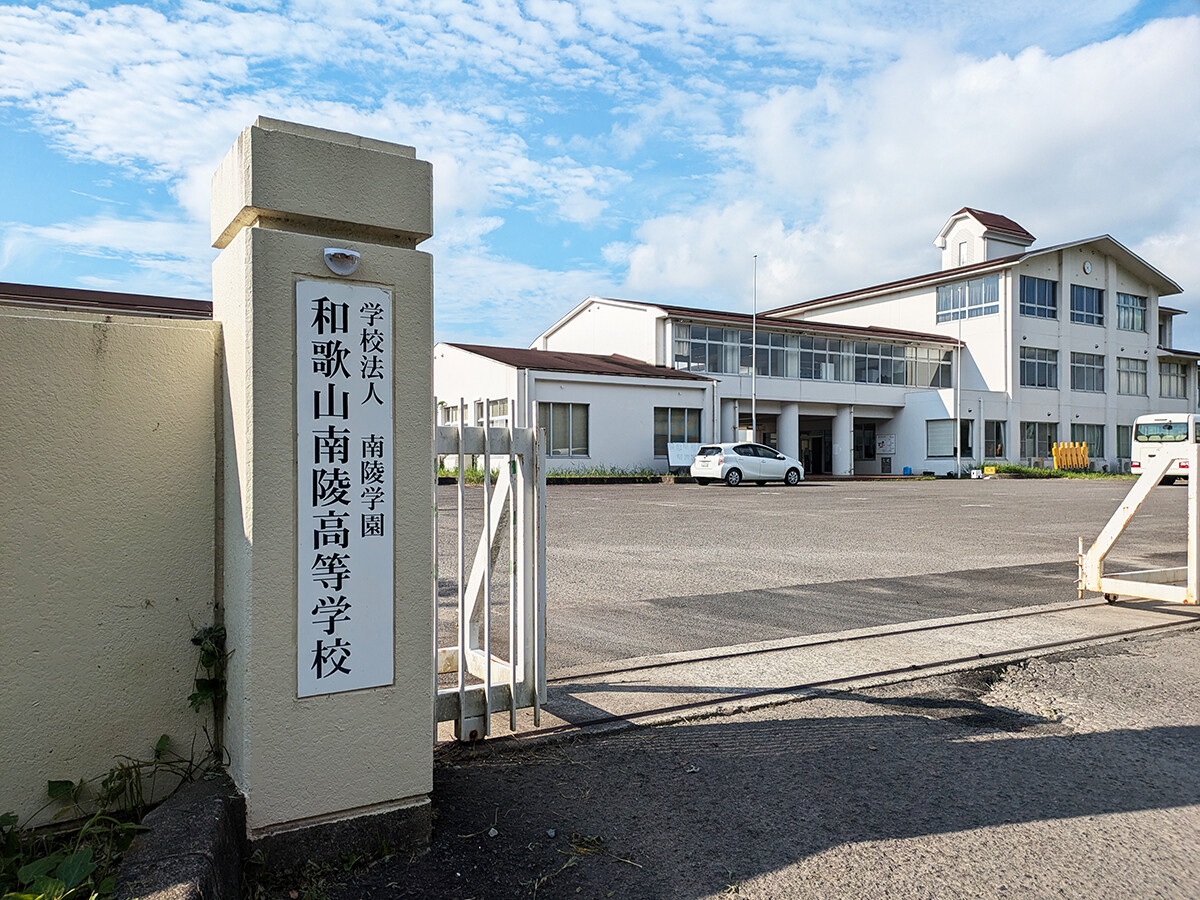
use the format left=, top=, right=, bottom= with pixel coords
left=2, top=1, right=1198, bottom=347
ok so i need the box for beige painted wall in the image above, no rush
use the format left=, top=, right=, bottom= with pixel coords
left=0, top=308, right=219, bottom=827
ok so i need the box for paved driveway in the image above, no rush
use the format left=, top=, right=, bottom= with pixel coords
left=439, top=477, right=1185, bottom=670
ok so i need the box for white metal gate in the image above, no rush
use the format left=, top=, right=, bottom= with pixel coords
left=435, top=400, right=546, bottom=741
left=1079, top=442, right=1199, bottom=604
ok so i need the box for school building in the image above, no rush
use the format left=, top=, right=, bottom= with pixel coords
left=436, top=208, right=1196, bottom=475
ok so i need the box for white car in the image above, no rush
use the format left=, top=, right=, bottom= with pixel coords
left=691, top=442, right=805, bottom=487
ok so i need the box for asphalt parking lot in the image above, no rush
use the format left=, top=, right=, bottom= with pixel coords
left=438, top=477, right=1186, bottom=671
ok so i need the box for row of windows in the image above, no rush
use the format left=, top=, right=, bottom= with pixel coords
left=674, top=324, right=953, bottom=388
left=925, top=420, right=1118, bottom=459
left=458, top=402, right=706, bottom=459
left=1019, top=349, right=1188, bottom=399
left=1018, top=276, right=1148, bottom=331
left=936, top=275, right=1000, bottom=323
left=453, top=401, right=1153, bottom=464
left=926, top=420, right=1124, bottom=459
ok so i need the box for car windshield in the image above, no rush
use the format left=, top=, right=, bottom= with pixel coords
left=696, top=446, right=722, bottom=456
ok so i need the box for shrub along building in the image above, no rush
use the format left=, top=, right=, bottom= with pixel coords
left=439, top=209, right=1196, bottom=475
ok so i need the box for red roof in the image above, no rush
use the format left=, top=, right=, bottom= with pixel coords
left=0, top=282, right=211, bottom=319
left=957, top=208, right=1034, bottom=241
left=445, top=343, right=714, bottom=381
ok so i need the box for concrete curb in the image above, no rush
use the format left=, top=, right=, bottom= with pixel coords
left=115, top=772, right=245, bottom=900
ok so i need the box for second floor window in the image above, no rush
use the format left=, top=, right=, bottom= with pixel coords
left=1117, top=357, right=1147, bottom=396
left=1117, top=293, right=1147, bottom=332
left=1160, top=361, right=1188, bottom=400
left=1019, top=276, right=1058, bottom=319
left=1070, top=285, right=1105, bottom=326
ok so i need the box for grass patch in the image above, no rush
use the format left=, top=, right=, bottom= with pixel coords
left=989, top=464, right=1135, bottom=480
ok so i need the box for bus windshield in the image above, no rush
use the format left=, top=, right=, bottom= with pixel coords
left=1135, top=422, right=1188, bottom=442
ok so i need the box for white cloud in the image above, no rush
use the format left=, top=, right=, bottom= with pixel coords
left=619, top=17, right=1200, bottom=317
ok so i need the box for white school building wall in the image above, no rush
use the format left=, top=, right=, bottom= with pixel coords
left=434, top=342, right=714, bottom=473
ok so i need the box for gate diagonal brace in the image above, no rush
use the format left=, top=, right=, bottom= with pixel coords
left=1079, top=442, right=1199, bottom=605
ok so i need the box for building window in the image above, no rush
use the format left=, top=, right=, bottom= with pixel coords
left=474, top=400, right=485, bottom=427
left=985, top=420, right=1005, bottom=458
left=927, top=419, right=973, bottom=458
left=654, top=407, right=701, bottom=456
left=441, top=404, right=459, bottom=424
left=1021, top=421, right=1058, bottom=459
left=1070, top=423, right=1105, bottom=458
left=1019, top=276, right=1058, bottom=319
left=671, top=322, right=951, bottom=388
left=1160, top=361, right=1187, bottom=400
left=936, top=274, right=1000, bottom=323
left=1117, top=424, right=1133, bottom=458
left=853, top=423, right=876, bottom=461
left=1117, top=293, right=1147, bottom=332
left=537, top=402, right=588, bottom=456
left=1020, top=347, right=1058, bottom=389
left=1070, top=285, right=1105, bottom=326
left=1070, top=352, right=1105, bottom=393
left=487, top=398, right=509, bottom=426
left=1117, top=357, right=1148, bottom=395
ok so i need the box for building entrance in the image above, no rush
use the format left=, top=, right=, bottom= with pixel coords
left=799, top=429, right=832, bottom=475
left=738, top=413, right=778, bottom=448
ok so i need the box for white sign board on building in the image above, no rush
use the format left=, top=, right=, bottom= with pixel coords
left=296, top=279, right=394, bottom=697
left=876, top=433, right=897, bottom=455
left=667, top=442, right=702, bottom=468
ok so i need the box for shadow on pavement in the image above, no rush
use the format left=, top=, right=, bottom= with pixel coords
left=324, top=704, right=1200, bottom=899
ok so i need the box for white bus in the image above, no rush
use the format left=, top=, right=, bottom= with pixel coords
left=1131, top=413, right=1198, bottom=482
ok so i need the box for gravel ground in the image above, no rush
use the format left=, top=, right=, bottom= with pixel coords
left=263, top=625, right=1200, bottom=900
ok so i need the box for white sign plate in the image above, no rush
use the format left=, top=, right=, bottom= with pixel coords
left=296, top=279, right=394, bottom=697
left=667, top=442, right=702, bottom=467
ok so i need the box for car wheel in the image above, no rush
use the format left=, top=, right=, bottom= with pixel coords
left=785, top=467, right=801, bottom=486
left=724, top=468, right=742, bottom=487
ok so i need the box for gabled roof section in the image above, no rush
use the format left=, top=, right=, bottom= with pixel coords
left=766, top=235, right=1183, bottom=318
left=445, top=343, right=713, bottom=381
left=961, top=208, right=1034, bottom=241
left=935, top=208, right=1035, bottom=249
left=0, top=281, right=212, bottom=319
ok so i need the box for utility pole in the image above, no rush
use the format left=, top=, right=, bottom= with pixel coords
left=751, top=254, right=758, bottom=443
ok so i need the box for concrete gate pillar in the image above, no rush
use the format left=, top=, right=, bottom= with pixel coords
left=210, top=118, right=434, bottom=864
left=832, top=405, right=854, bottom=476
left=778, top=402, right=800, bottom=460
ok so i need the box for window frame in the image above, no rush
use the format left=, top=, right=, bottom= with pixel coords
left=1116, top=292, right=1147, bottom=333
left=1159, top=360, right=1187, bottom=400
left=1020, top=421, right=1058, bottom=459
left=1070, top=423, right=1105, bottom=458
left=1116, top=357, right=1148, bottom=396
left=1070, top=352, right=1105, bottom=393
left=1020, top=346, right=1059, bottom=389
left=653, top=406, right=702, bottom=457
left=1070, top=284, right=1105, bottom=326
left=984, top=420, right=1005, bottom=458
left=537, top=401, right=590, bottom=457
left=1019, top=275, right=1058, bottom=319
